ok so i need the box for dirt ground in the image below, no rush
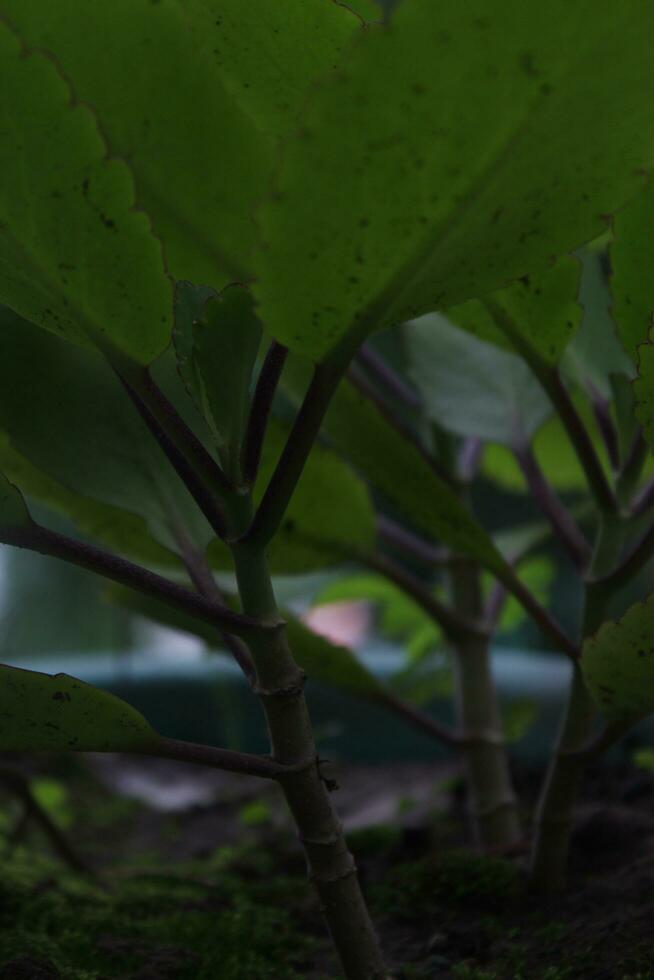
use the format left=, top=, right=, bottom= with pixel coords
left=0, top=753, right=652, bottom=979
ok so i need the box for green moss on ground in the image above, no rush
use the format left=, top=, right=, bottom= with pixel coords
left=0, top=844, right=315, bottom=979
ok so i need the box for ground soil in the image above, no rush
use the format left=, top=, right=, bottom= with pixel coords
left=0, top=754, right=652, bottom=979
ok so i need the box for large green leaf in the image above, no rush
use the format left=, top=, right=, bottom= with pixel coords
left=405, top=314, right=551, bottom=447
left=0, top=309, right=213, bottom=557
left=282, top=358, right=508, bottom=575
left=447, top=257, right=581, bottom=366
left=107, top=585, right=384, bottom=699
left=610, top=182, right=654, bottom=362
left=173, top=283, right=262, bottom=480
left=0, top=21, right=171, bottom=363
left=582, top=596, right=654, bottom=725
left=0, top=664, right=158, bottom=752
left=208, top=420, right=376, bottom=574
left=255, top=1, right=654, bottom=359
left=0, top=432, right=178, bottom=567
left=1, top=0, right=361, bottom=288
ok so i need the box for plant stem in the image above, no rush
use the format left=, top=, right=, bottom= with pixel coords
left=513, top=445, right=591, bottom=571
left=117, top=374, right=228, bottom=539
left=529, top=517, right=624, bottom=892
left=618, top=429, right=648, bottom=508
left=346, top=362, right=455, bottom=488
left=0, top=768, right=94, bottom=877
left=244, top=342, right=355, bottom=549
left=230, top=527, right=388, bottom=979
left=241, top=341, right=289, bottom=485
left=374, top=689, right=460, bottom=747
left=108, top=352, right=234, bottom=504
left=449, top=559, right=521, bottom=849
left=0, top=522, right=267, bottom=641
left=494, top=562, right=579, bottom=660
left=376, top=514, right=450, bottom=566
left=363, top=551, right=488, bottom=643
left=356, top=344, right=422, bottom=411
left=485, top=299, right=616, bottom=515
left=175, top=529, right=256, bottom=684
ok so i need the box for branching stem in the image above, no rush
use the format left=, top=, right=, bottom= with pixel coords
left=0, top=522, right=271, bottom=641
left=363, top=551, right=488, bottom=642
left=485, top=299, right=616, bottom=515
left=513, top=444, right=591, bottom=570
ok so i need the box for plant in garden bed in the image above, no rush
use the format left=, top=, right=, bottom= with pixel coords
left=2, top=1, right=654, bottom=976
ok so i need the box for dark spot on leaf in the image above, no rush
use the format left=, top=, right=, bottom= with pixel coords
left=519, top=52, right=540, bottom=78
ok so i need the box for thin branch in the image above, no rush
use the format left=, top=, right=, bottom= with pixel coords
left=109, top=357, right=234, bottom=501
left=513, top=444, right=592, bottom=571
left=618, top=428, right=648, bottom=507
left=243, top=343, right=355, bottom=548
left=495, top=562, right=579, bottom=660
left=377, top=514, right=450, bottom=566
left=117, top=375, right=227, bottom=539
left=174, top=528, right=256, bottom=684
left=374, top=689, right=461, bottom=747
left=0, top=768, right=94, bottom=877
left=485, top=299, right=616, bottom=515
left=347, top=363, right=455, bottom=488
left=591, top=519, right=654, bottom=593
left=531, top=370, right=616, bottom=515
left=630, top=474, right=654, bottom=519
left=356, top=344, right=422, bottom=411
left=484, top=580, right=509, bottom=629
left=0, top=522, right=275, bottom=640
left=241, top=341, right=289, bottom=485
left=457, top=437, right=483, bottom=483
left=557, top=720, right=630, bottom=763
left=146, top=736, right=292, bottom=779
left=363, top=551, right=488, bottom=642
left=589, top=389, right=620, bottom=472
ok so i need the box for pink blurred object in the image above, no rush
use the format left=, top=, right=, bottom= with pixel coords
left=302, top=600, right=371, bottom=647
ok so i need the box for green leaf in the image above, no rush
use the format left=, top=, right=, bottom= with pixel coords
left=482, top=397, right=611, bottom=493
left=207, top=420, right=376, bottom=574
left=0, top=21, right=171, bottom=363
left=447, top=257, right=582, bottom=366
left=1, top=0, right=361, bottom=288
left=0, top=309, right=213, bottom=557
left=405, top=314, right=551, bottom=447
left=0, top=432, right=179, bottom=567
left=562, top=247, right=634, bottom=399
left=610, top=182, right=654, bottom=361
left=582, top=596, right=654, bottom=724
left=283, top=357, right=509, bottom=576
left=255, top=1, right=654, bottom=359
left=107, top=585, right=384, bottom=699
left=503, top=698, right=538, bottom=744
left=0, top=664, right=158, bottom=752
left=173, top=283, right=262, bottom=480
